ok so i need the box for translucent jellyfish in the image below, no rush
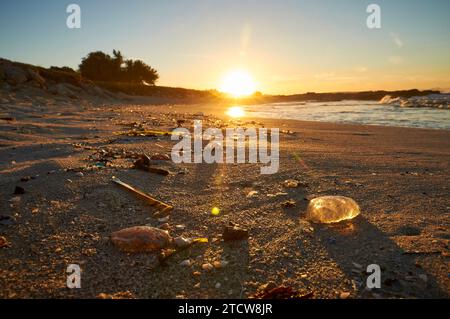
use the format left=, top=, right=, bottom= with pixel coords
left=306, top=196, right=361, bottom=223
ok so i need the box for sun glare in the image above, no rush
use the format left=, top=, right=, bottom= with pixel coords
left=219, top=70, right=256, bottom=97
left=226, top=106, right=245, bottom=118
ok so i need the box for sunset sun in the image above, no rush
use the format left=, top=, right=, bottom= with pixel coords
left=219, top=69, right=256, bottom=97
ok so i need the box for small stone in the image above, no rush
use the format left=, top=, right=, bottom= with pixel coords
left=157, top=216, right=170, bottom=223
left=0, top=236, right=9, bottom=248
left=223, top=223, right=249, bottom=241
left=202, top=263, right=214, bottom=271
left=418, top=274, right=428, bottom=283
left=281, top=199, right=296, bottom=208
left=192, top=271, right=201, bottom=276
left=283, top=179, right=303, bottom=188
left=246, top=190, right=259, bottom=198
left=213, top=260, right=229, bottom=269
left=258, top=281, right=276, bottom=291
left=9, top=196, right=21, bottom=203
left=14, top=186, right=25, bottom=195
left=215, top=282, right=221, bottom=289
left=174, top=236, right=193, bottom=248
left=0, top=215, right=16, bottom=225
left=352, top=262, right=363, bottom=269
left=180, top=259, right=192, bottom=267
left=75, top=172, right=84, bottom=177
left=340, top=292, right=350, bottom=299
left=194, top=283, right=201, bottom=288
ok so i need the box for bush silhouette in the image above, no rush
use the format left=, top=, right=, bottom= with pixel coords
left=79, top=50, right=159, bottom=84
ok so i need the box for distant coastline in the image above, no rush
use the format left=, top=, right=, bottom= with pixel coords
left=0, top=57, right=443, bottom=106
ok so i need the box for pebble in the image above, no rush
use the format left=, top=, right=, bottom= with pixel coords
left=215, top=282, right=221, bottom=289
left=174, top=236, right=192, bottom=248
left=180, top=259, right=192, bottom=267
left=0, top=236, right=9, bottom=248
left=246, top=190, right=259, bottom=198
left=158, top=216, right=170, bottom=223
left=201, top=263, right=214, bottom=271
left=340, top=291, right=350, bottom=299
left=76, top=172, right=84, bottom=177
left=213, top=260, right=229, bottom=269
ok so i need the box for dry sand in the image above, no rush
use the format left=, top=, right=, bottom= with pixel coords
left=0, top=100, right=449, bottom=299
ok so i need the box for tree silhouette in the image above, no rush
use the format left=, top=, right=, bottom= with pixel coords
left=79, top=50, right=159, bottom=84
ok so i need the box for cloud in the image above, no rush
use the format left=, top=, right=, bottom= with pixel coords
left=389, top=56, right=404, bottom=65
left=390, top=32, right=404, bottom=48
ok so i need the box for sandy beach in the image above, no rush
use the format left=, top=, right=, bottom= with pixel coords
left=0, top=99, right=448, bottom=299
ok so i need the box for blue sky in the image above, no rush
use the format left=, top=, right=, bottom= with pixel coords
left=1, top=0, right=449, bottom=93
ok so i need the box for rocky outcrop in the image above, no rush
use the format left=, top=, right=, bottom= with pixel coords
left=0, top=58, right=127, bottom=105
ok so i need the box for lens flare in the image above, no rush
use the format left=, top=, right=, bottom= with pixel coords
left=226, top=106, right=245, bottom=118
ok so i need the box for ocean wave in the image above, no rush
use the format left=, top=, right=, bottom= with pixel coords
left=379, top=94, right=450, bottom=109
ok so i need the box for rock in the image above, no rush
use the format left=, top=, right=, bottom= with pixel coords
left=201, top=263, right=214, bottom=271
left=258, top=281, right=276, bottom=291
left=306, top=196, right=360, bottom=223
left=0, top=215, right=16, bottom=225
left=174, top=236, right=193, bottom=248
left=14, top=186, right=25, bottom=195
left=283, top=179, right=303, bottom=188
left=75, top=172, right=84, bottom=177
left=246, top=190, right=259, bottom=198
left=0, top=236, right=9, bottom=248
left=111, top=226, right=172, bottom=253
left=215, top=282, right=221, bottom=289
left=180, top=259, right=192, bottom=267
left=418, top=274, right=428, bottom=283
left=340, top=291, right=350, bottom=299
left=213, top=260, right=229, bottom=269
left=222, top=222, right=249, bottom=241
left=281, top=199, right=296, bottom=207
left=9, top=196, right=21, bottom=204
left=157, top=216, right=170, bottom=223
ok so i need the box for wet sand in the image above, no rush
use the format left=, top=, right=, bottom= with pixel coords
left=0, top=101, right=449, bottom=298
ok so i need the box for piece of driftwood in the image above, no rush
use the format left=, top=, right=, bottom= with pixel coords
left=112, top=176, right=173, bottom=214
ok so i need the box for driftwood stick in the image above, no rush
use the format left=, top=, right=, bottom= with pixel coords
left=112, top=176, right=173, bottom=213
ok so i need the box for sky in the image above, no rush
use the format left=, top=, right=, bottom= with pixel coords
left=1, top=0, right=449, bottom=94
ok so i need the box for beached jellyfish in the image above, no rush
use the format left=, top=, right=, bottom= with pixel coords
left=306, top=196, right=360, bottom=223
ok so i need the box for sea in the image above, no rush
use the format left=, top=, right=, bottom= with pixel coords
left=243, top=94, right=450, bottom=130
